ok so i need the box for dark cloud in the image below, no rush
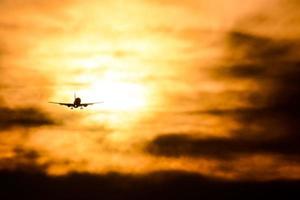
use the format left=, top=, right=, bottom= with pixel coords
left=219, top=63, right=267, bottom=78
left=0, top=107, right=55, bottom=130
left=226, top=31, right=294, bottom=60
left=0, top=170, right=299, bottom=200
left=147, top=30, right=300, bottom=160
left=215, top=32, right=299, bottom=79
left=146, top=132, right=300, bottom=159
left=223, top=31, right=300, bottom=138
left=0, top=147, right=47, bottom=173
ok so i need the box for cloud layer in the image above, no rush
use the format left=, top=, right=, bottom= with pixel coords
left=1, top=170, right=300, bottom=200
left=1, top=0, right=300, bottom=183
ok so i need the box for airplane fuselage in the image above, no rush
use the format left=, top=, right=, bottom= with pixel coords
left=74, top=97, right=81, bottom=108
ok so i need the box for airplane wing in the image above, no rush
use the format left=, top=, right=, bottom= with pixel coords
left=48, top=102, right=74, bottom=107
left=80, top=102, right=103, bottom=107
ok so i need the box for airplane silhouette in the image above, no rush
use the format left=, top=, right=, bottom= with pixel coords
left=49, top=93, right=103, bottom=109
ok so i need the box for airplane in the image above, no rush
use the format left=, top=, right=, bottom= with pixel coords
left=49, top=93, right=103, bottom=109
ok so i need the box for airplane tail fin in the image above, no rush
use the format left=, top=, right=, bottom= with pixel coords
left=74, top=92, right=76, bottom=100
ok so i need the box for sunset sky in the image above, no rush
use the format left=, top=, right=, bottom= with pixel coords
left=1, top=0, right=300, bottom=198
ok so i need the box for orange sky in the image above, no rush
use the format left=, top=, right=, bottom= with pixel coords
left=0, top=0, right=300, bottom=181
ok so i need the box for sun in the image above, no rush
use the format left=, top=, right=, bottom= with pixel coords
left=95, top=81, right=146, bottom=111
left=81, top=79, right=148, bottom=112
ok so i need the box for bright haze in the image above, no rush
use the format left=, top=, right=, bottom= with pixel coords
left=1, top=0, right=300, bottom=198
